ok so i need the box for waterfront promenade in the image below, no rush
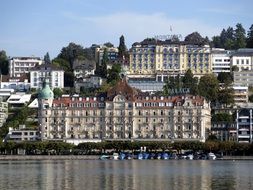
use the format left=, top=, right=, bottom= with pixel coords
left=1, top=155, right=253, bottom=160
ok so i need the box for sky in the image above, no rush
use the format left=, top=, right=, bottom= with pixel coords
left=1, top=0, right=253, bottom=58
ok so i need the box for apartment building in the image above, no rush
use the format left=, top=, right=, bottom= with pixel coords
left=233, top=85, right=248, bottom=104
left=236, top=107, right=253, bottom=143
left=30, top=64, right=64, bottom=89
left=211, top=49, right=231, bottom=75
left=233, top=70, right=253, bottom=87
left=9, top=57, right=42, bottom=77
left=38, top=79, right=211, bottom=143
left=95, top=45, right=119, bottom=65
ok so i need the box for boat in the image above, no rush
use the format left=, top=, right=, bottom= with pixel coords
left=155, top=153, right=162, bottom=159
left=119, top=153, right=126, bottom=160
left=208, top=153, right=216, bottom=160
left=148, top=153, right=156, bottom=159
left=187, top=154, right=194, bottom=160
left=137, top=153, right=143, bottom=160
left=142, top=153, right=149, bottom=160
left=126, top=153, right=133, bottom=160
left=99, top=155, right=110, bottom=160
left=161, top=153, right=169, bottom=160
left=112, top=153, right=119, bottom=160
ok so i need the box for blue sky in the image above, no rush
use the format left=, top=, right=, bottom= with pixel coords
left=1, top=0, right=252, bottom=58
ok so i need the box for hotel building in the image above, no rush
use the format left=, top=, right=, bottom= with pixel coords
left=38, top=79, right=211, bottom=143
left=128, top=39, right=211, bottom=79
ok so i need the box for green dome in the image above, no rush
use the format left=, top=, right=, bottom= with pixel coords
left=38, top=81, right=54, bottom=99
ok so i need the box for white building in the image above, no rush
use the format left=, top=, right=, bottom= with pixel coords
left=9, top=57, right=42, bottom=77
left=5, top=125, right=39, bottom=142
left=7, top=93, right=31, bottom=108
left=74, top=75, right=102, bottom=92
left=73, top=64, right=95, bottom=79
left=231, top=49, right=253, bottom=71
left=0, top=74, right=30, bottom=92
left=211, top=48, right=231, bottom=75
left=0, top=97, right=8, bottom=128
left=30, top=64, right=64, bottom=89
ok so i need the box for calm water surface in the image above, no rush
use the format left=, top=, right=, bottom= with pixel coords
left=0, top=160, right=253, bottom=190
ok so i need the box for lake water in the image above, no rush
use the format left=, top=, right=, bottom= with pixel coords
left=0, top=160, right=253, bottom=190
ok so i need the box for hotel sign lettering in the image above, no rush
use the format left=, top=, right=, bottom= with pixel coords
left=168, top=88, right=190, bottom=95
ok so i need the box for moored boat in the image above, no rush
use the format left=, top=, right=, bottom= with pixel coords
left=112, top=153, right=119, bottom=160
left=99, top=155, right=110, bottom=160
left=208, top=153, right=216, bottom=160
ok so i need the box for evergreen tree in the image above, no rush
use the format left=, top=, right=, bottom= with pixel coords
left=182, top=69, right=198, bottom=95
left=100, top=48, right=108, bottom=78
left=0, top=50, right=8, bottom=75
left=198, top=74, right=219, bottom=103
left=212, top=36, right=222, bottom=48
left=246, top=24, right=253, bottom=48
left=44, top=52, right=51, bottom=64
left=234, top=23, right=246, bottom=49
left=107, top=64, right=121, bottom=85
left=118, top=35, right=127, bottom=59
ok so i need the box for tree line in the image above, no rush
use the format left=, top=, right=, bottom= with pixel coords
left=1, top=140, right=253, bottom=156
left=163, top=70, right=234, bottom=107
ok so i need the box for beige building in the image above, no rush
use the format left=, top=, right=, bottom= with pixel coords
left=128, top=39, right=211, bottom=78
left=186, top=45, right=212, bottom=76
left=38, top=79, right=211, bottom=143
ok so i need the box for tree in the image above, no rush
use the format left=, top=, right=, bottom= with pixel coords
left=249, top=94, right=253, bottom=102
left=163, top=74, right=182, bottom=95
left=107, top=64, right=121, bottom=85
left=104, top=42, right=114, bottom=48
left=57, top=42, right=86, bottom=69
left=231, top=65, right=239, bottom=72
left=0, top=50, right=9, bottom=75
left=44, top=52, right=51, bottom=64
left=246, top=24, right=253, bottom=48
left=217, top=88, right=234, bottom=107
left=211, top=36, right=222, bottom=48
left=53, top=88, right=63, bottom=98
left=64, top=72, right=74, bottom=87
left=212, top=113, right=233, bottom=123
left=100, top=48, right=109, bottom=78
left=234, top=23, right=246, bottom=49
left=184, top=32, right=206, bottom=45
left=217, top=72, right=233, bottom=85
left=52, top=58, right=71, bottom=72
left=198, top=74, right=219, bottom=103
left=118, top=35, right=127, bottom=59
left=223, top=27, right=235, bottom=50
left=181, top=69, right=198, bottom=95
